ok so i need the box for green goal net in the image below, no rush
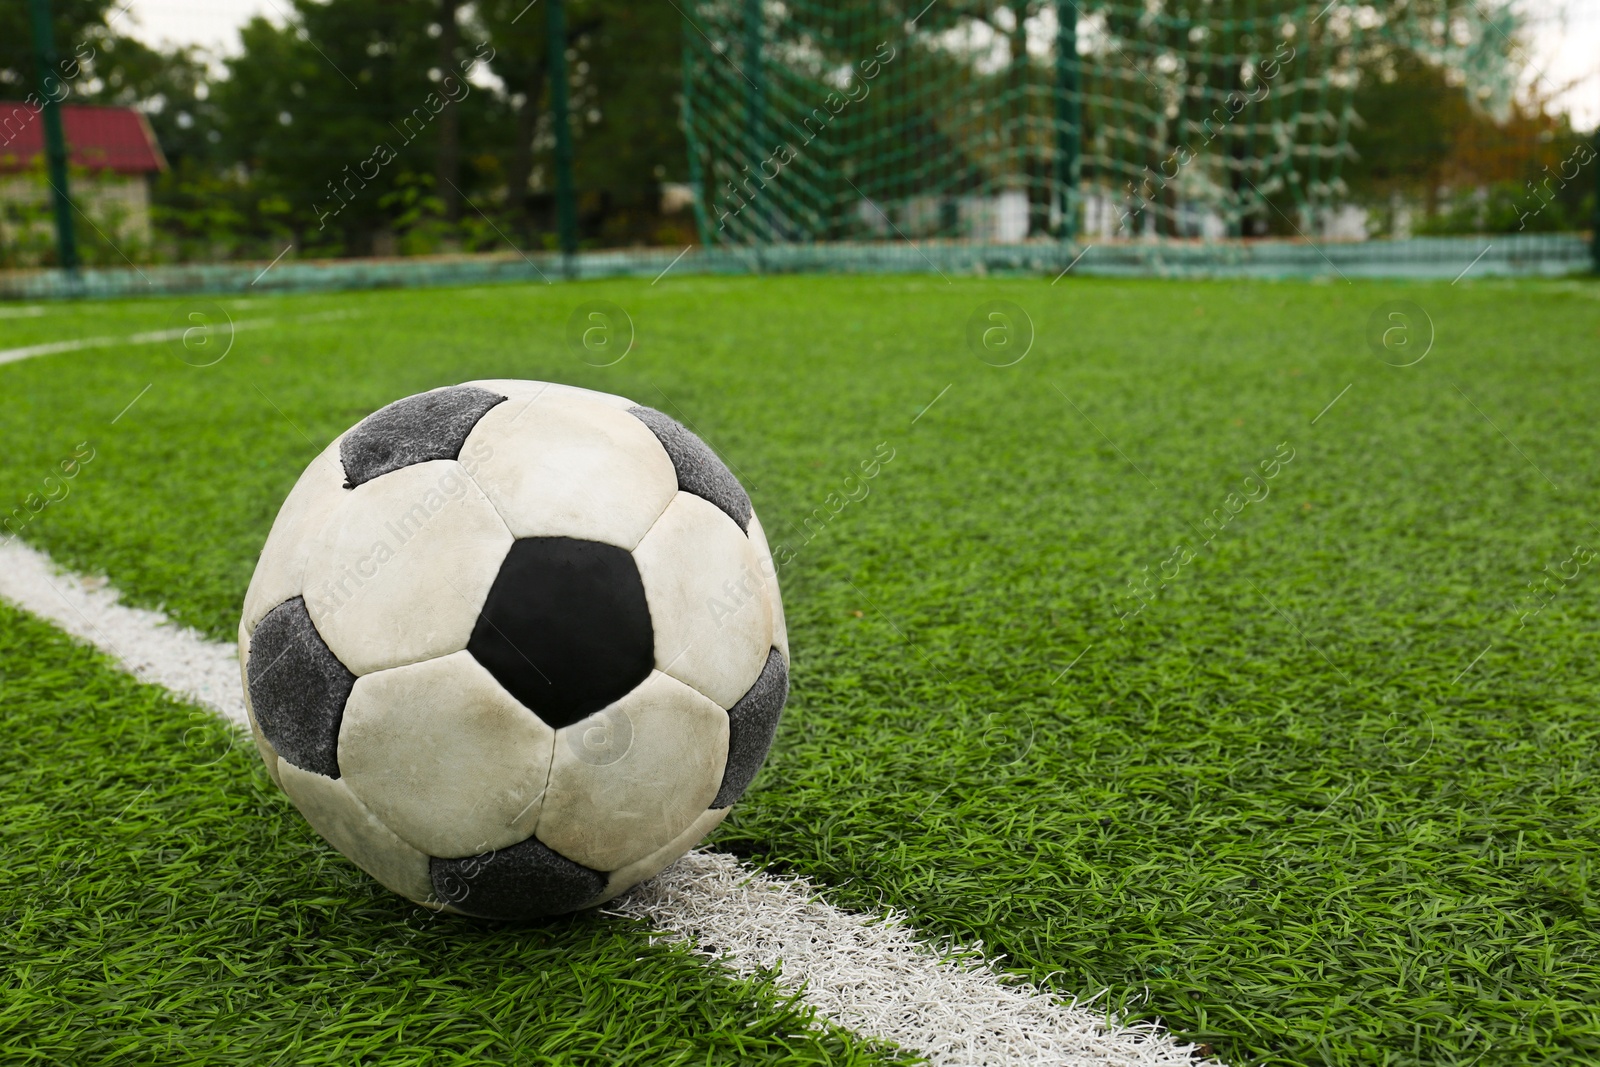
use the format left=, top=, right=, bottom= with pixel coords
left=680, top=0, right=1523, bottom=249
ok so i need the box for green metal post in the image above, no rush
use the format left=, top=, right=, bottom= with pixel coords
left=682, top=36, right=713, bottom=249
left=743, top=0, right=765, bottom=237
left=1290, top=1, right=1319, bottom=227
left=27, top=0, right=79, bottom=282
left=1236, top=0, right=1258, bottom=238
left=1054, top=0, right=1081, bottom=241
left=546, top=0, right=578, bottom=270
left=1592, top=123, right=1599, bottom=275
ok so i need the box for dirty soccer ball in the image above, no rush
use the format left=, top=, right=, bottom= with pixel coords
left=238, top=381, right=788, bottom=919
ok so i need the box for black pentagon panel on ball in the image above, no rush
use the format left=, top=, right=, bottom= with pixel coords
left=431, top=834, right=607, bottom=920
left=467, top=537, right=654, bottom=730
left=247, top=596, right=357, bottom=779
left=627, top=406, right=752, bottom=532
left=339, top=385, right=507, bottom=489
left=711, top=648, right=789, bottom=809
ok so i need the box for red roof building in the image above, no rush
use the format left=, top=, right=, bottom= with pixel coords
left=0, top=104, right=168, bottom=259
left=0, top=103, right=167, bottom=174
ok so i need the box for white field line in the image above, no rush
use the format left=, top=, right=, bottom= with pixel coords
left=0, top=310, right=361, bottom=366
left=0, top=322, right=275, bottom=367
left=610, top=854, right=1208, bottom=1065
left=0, top=537, right=1207, bottom=1066
left=0, top=539, right=248, bottom=724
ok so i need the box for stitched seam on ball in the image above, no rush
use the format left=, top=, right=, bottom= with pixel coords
left=531, top=718, right=559, bottom=853
left=639, top=495, right=775, bottom=711
left=530, top=711, right=566, bottom=855
left=456, top=388, right=538, bottom=517
left=296, top=457, right=507, bottom=680
left=628, top=483, right=681, bottom=553
left=456, top=445, right=518, bottom=550
left=626, top=402, right=686, bottom=549
left=435, top=459, right=517, bottom=675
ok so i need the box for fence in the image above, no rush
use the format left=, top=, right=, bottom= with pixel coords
left=0, top=232, right=1589, bottom=301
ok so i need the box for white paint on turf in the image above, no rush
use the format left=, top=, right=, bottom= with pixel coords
left=0, top=321, right=276, bottom=367
left=0, top=539, right=248, bottom=726
left=611, top=851, right=1209, bottom=1065
left=0, top=310, right=362, bottom=366
left=0, top=537, right=1209, bottom=1066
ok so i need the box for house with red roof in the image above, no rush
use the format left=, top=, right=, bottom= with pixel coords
left=0, top=103, right=168, bottom=255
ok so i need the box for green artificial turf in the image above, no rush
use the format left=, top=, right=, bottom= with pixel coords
left=3, top=273, right=1600, bottom=1064
left=0, top=601, right=898, bottom=1065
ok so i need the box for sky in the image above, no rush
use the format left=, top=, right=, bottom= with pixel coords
left=116, top=0, right=1599, bottom=128
left=114, top=0, right=273, bottom=57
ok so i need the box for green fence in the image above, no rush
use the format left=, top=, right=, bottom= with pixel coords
left=0, top=233, right=1588, bottom=301
left=7, top=0, right=1596, bottom=297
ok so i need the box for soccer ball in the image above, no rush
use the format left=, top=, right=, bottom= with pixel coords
left=237, top=381, right=788, bottom=919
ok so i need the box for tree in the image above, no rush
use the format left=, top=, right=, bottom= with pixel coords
left=1341, top=2, right=1590, bottom=234
left=475, top=0, right=686, bottom=243
left=472, top=0, right=563, bottom=235
left=0, top=0, right=112, bottom=101
left=213, top=0, right=500, bottom=253
left=560, top=2, right=686, bottom=242
left=1345, top=48, right=1475, bottom=221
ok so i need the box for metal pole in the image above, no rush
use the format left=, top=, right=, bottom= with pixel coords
left=743, top=0, right=765, bottom=238
left=1054, top=0, right=1081, bottom=241
left=1592, top=122, right=1599, bottom=275
left=27, top=0, right=79, bottom=284
left=681, top=35, right=713, bottom=248
left=546, top=0, right=578, bottom=271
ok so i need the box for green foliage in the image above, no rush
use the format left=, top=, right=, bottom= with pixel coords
left=0, top=0, right=116, bottom=100
left=188, top=0, right=689, bottom=252
left=1346, top=50, right=1469, bottom=203
left=377, top=171, right=517, bottom=256
left=0, top=174, right=56, bottom=268
left=684, top=0, right=1540, bottom=242
left=213, top=0, right=478, bottom=255
left=557, top=3, right=688, bottom=238
left=1417, top=178, right=1594, bottom=235
left=0, top=0, right=689, bottom=257
left=467, top=0, right=687, bottom=242
left=0, top=159, right=148, bottom=268
left=1343, top=44, right=1592, bottom=235
left=149, top=162, right=297, bottom=263
left=4, top=275, right=1600, bottom=1064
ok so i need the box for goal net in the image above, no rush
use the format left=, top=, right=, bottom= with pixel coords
left=680, top=0, right=1519, bottom=249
